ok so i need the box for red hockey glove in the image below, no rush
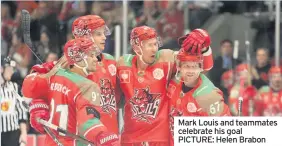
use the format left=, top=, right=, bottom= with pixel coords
left=31, top=61, right=56, bottom=74
left=96, top=132, right=120, bottom=146
left=242, top=86, right=257, bottom=101
left=181, top=29, right=211, bottom=54
left=29, top=99, right=50, bottom=134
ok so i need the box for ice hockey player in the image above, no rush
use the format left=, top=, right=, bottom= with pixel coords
left=167, top=47, right=231, bottom=146
left=22, top=38, right=119, bottom=146
left=255, top=66, right=282, bottom=116
left=117, top=26, right=213, bottom=145
left=72, top=15, right=119, bottom=134
left=228, top=63, right=258, bottom=116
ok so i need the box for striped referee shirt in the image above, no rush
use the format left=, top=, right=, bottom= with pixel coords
left=0, top=81, right=28, bottom=132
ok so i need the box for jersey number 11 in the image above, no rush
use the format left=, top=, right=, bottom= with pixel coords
left=48, top=98, right=69, bottom=136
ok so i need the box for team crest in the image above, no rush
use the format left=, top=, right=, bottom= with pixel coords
left=187, top=102, right=197, bottom=113
left=130, top=87, right=161, bottom=123
left=119, top=70, right=130, bottom=83
left=108, top=64, right=116, bottom=76
left=153, top=68, right=164, bottom=80
left=100, top=79, right=116, bottom=115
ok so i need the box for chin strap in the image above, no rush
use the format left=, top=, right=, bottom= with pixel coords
left=134, top=46, right=151, bottom=66
left=74, top=58, right=89, bottom=76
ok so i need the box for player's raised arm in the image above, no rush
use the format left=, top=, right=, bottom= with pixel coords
left=22, top=62, right=56, bottom=134
left=177, top=29, right=214, bottom=72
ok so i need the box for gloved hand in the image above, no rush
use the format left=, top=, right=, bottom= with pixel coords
left=242, top=86, right=257, bottom=101
left=181, top=29, right=211, bottom=54
left=29, top=99, right=50, bottom=134
left=31, top=61, right=56, bottom=74
left=96, top=131, right=120, bottom=146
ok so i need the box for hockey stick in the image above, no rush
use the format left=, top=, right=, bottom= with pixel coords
left=245, top=32, right=255, bottom=116
left=21, top=9, right=43, bottom=63
left=12, top=83, right=94, bottom=146
left=238, top=97, right=243, bottom=116
left=12, top=91, right=63, bottom=145
left=20, top=10, right=64, bottom=145
left=43, top=126, right=64, bottom=146
left=37, top=119, right=95, bottom=146
left=20, top=9, right=94, bottom=145
left=233, top=40, right=239, bottom=83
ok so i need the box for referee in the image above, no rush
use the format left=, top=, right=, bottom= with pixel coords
left=1, top=61, right=28, bottom=146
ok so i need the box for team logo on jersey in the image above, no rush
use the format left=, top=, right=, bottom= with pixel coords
left=108, top=64, right=116, bottom=76
left=169, top=107, right=183, bottom=137
left=100, top=79, right=116, bottom=114
left=138, top=77, right=144, bottom=83
left=1, top=101, right=10, bottom=111
left=130, top=87, right=161, bottom=123
left=119, top=70, right=130, bottom=83
left=187, top=102, right=197, bottom=113
left=153, top=68, right=164, bottom=80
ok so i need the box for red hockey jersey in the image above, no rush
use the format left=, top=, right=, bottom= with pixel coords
left=117, top=50, right=175, bottom=144
left=256, top=86, right=282, bottom=116
left=87, top=53, right=119, bottom=134
left=168, top=74, right=231, bottom=146
left=22, top=68, right=107, bottom=146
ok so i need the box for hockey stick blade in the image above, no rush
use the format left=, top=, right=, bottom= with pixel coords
left=21, top=9, right=43, bottom=63
left=38, top=119, right=95, bottom=146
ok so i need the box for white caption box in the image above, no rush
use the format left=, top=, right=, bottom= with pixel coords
left=174, top=117, right=282, bottom=146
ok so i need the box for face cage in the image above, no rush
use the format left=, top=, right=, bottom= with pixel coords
left=73, top=25, right=111, bottom=38
left=130, top=36, right=163, bottom=48
left=67, top=45, right=100, bottom=65
left=93, top=25, right=111, bottom=36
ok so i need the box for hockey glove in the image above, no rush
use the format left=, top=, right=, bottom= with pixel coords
left=96, top=131, right=120, bottom=146
left=29, top=99, right=50, bottom=134
left=31, top=61, right=56, bottom=74
left=181, top=29, right=211, bottom=54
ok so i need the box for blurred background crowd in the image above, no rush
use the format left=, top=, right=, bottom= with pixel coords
left=1, top=0, right=282, bottom=145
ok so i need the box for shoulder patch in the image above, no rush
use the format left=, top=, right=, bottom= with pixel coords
left=102, top=53, right=115, bottom=61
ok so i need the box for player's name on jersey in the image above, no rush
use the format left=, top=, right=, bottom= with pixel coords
left=50, top=82, right=71, bottom=96
left=174, top=117, right=282, bottom=146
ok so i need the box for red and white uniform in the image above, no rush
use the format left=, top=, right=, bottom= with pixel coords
left=22, top=38, right=118, bottom=146
left=168, top=48, right=230, bottom=146
left=87, top=53, right=119, bottom=134
left=118, top=53, right=172, bottom=145
left=256, top=66, right=282, bottom=116
left=72, top=15, right=119, bottom=135
left=117, top=27, right=214, bottom=145
left=228, top=64, right=257, bottom=116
